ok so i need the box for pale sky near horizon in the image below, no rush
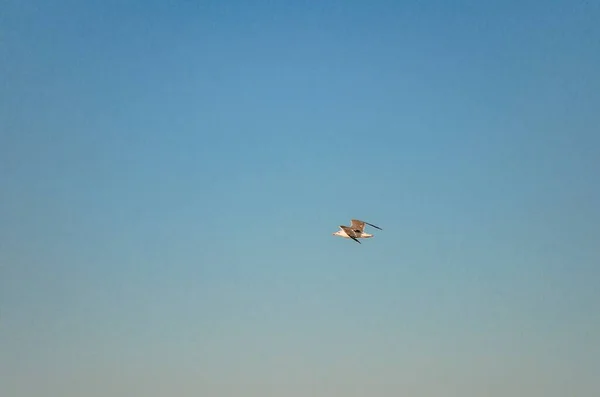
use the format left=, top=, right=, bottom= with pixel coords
left=1, top=1, right=599, bottom=396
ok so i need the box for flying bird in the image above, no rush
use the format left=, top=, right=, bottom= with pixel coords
left=332, top=219, right=382, bottom=244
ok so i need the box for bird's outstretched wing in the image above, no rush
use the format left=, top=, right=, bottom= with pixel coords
left=350, top=219, right=366, bottom=233
left=351, top=219, right=382, bottom=232
left=341, top=225, right=358, bottom=237
left=341, top=226, right=361, bottom=243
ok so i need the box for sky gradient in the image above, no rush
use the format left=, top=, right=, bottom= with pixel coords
left=1, top=1, right=599, bottom=396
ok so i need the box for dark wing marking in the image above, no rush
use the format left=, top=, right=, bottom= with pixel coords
left=365, top=222, right=382, bottom=230
left=350, top=236, right=361, bottom=244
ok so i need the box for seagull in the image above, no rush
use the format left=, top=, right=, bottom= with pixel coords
left=332, top=219, right=382, bottom=244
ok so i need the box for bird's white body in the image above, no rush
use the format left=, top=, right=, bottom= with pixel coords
left=332, top=219, right=382, bottom=244
left=333, top=229, right=373, bottom=239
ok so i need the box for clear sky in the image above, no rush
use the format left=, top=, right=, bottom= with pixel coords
left=1, top=1, right=599, bottom=396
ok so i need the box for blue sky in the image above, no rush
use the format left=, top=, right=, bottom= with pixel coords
left=1, top=0, right=599, bottom=396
